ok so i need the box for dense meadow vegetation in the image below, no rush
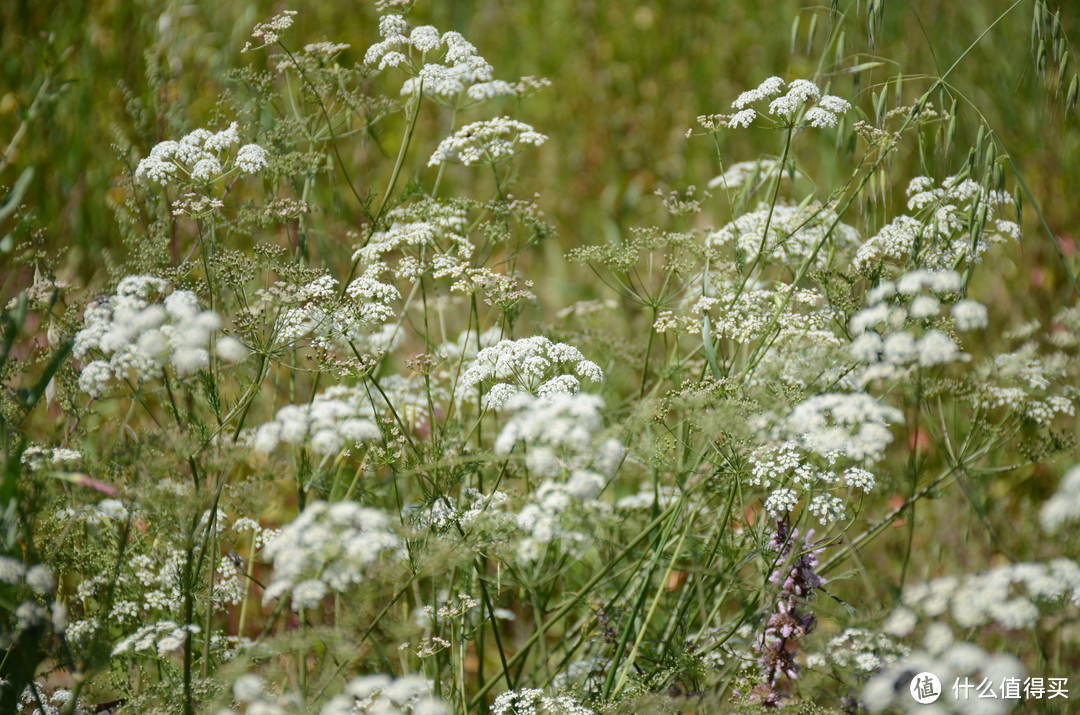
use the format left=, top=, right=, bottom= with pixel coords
left=4, top=1, right=1080, bottom=712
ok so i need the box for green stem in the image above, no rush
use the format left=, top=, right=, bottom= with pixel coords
left=432, top=107, right=458, bottom=196
left=611, top=504, right=695, bottom=698
left=469, top=501, right=680, bottom=708
left=277, top=41, right=367, bottom=211
left=342, top=81, right=425, bottom=294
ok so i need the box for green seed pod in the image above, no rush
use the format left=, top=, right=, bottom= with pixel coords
left=1068, top=74, right=1079, bottom=113
left=1038, top=40, right=1048, bottom=73
left=807, top=13, right=818, bottom=54
left=1014, top=185, right=1023, bottom=224
left=790, top=15, right=800, bottom=54
left=914, top=92, right=929, bottom=116
left=1058, top=52, right=1070, bottom=88
left=993, top=162, right=1005, bottom=192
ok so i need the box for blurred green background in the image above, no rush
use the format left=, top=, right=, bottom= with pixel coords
left=3, top=0, right=1080, bottom=320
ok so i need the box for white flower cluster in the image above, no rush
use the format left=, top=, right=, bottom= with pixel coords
left=1040, top=464, right=1080, bottom=534
left=492, top=688, right=596, bottom=715
left=274, top=266, right=401, bottom=352
left=365, top=13, right=548, bottom=106
left=549, top=656, right=609, bottom=694
left=494, top=393, right=624, bottom=474
left=17, top=684, right=81, bottom=715
left=224, top=674, right=275, bottom=712
left=303, top=41, right=351, bottom=57
left=170, top=192, right=224, bottom=218
left=952, top=299, right=989, bottom=330
left=242, top=9, right=297, bottom=51
left=781, top=392, right=903, bottom=464
left=884, top=558, right=1080, bottom=635
left=20, top=445, right=82, bottom=472
left=731, top=75, right=785, bottom=108
left=322, top=674, right=447, bottom=715
left=435, top=262, right=537, bottom=298
left=262, top=501, right=402, bottom=611
left=126, top=539, right=243, bottom=615
left=409, top=591, right=490, bottom=636
left=748, top=442, right=809, bottom=487
left=52, top=498, right=129, bottom=532
left=803, top=628, right=910, bottom=674
left=111, top=620, right=201, bottom=657
left=0, top=558, right=54, bottom=596
left=253, top=386, right=382, bottom=457
left=848, top=270, right=974, bottom=383
left=853, top=175, right=1019, bottom=272
left=458, top=335, right=603, bottom=408
left=420, top=487, right=514, bottom=535
left=706, top=159, right=802, bottom=192
left=428, top=116, right=547, bottom=167
left=353, top=199, right=474, bottom=282
left=1050, top=302, right=1080, bottom=348
left=967, top=343, right=1076, bottom=425
left=222, top=672, right=446, bottom=715
left=116, top=533, right=247, bottom=629
left=664, top=282, right=840, bottom=353
left=861, top=638, right=1024, bottom=715
left=213, top=555, right=248, bottom=607
left=715, top=76, right=851, bottom=128
left=366, top=15, right=487, bottom=83
left=73, top=276, right=244, bottom=397
left=749, top=441, right=874, bottom=524
left=987, top=382, right=1071, bottom=420
left=861, top=487, right=1080, bottom=711
left=135, top=122, right=268, bottom=185
left=494, top=393, right=624, bottom=561
left=706, top=201, right=861, bottom=269
left=763, top=487, right=799, bottom=518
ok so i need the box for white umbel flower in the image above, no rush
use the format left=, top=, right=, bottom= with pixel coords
left=253, top=389, right=382, bottom=457
left=1040, top=464, right=1080, bottom=535
left=783, top=393, right=903, bottom=464
left=952, top=299, right=989, bottom=330
left=74, top=277, right=232, bottom=394
left=111, top=621, right=201, bottom=657
left=136, top=122, right=268, bottom=185
left=458, top=335, right=602, bottom=407
left=428, top=117, right=547, bottom=166
left=262, top=501, right=402, bottom=611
